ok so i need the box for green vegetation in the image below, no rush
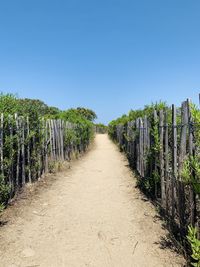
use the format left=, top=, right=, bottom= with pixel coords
left=66, top=107, right=97, bottom=122
left=108, top=100, right=200, bottom=197
left=95, top=123, right=107, bottom=133
left=0, top=94, right=95, bottom=147
left=108, top=101, right=168, bottom=196
left=187, top=226, right=200, bottom=267
left=0, top=93, right=60, bottom=120
left=0, top=93, right=96, bottom=210
left=181, top=103, right=200, bottom=195
left=60, top=109, right=94, bottom=148
left=0, top=175, right=10, bottom=212
left=182, top=156, right=200, bottom=194
left=108, top=99, right=200, bottom=263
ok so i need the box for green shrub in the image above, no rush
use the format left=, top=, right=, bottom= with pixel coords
left=0, top=175, right=10, bottom=211
left=0, top=93, right=95, bottom=208
left=187, top=225, right=200, bottom=267
left=181, top=156, right=200, bottom=195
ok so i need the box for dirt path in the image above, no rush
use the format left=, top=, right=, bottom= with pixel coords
left=0, top=134, right=185, bottom=267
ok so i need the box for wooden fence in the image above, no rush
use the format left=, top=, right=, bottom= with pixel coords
left=95, top=125, right=107, bottom=134
left=114, top=99, right=200, bottom=240
left=0, top=114, right=92, bottom=198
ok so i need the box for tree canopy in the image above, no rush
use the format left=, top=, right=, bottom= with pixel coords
left=67, top=107, right=97, bottom=122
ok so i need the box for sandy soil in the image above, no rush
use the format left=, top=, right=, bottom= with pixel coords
left=0, top=134, right=185, bottom=267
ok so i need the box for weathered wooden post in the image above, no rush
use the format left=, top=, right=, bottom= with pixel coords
left=178, top=101, right=188, bottom=230
left=159, top=110, right=165, bottom=207
left=21, top=117, right=26, bottom=185
left=27, top=116, right=31, bottom=183
left=15, top=113, right=20, bottom=187
left=0, top=113, right=4, bottom=178
left=164, top=110, right=169, bottom=212
left=187, top=99, right=195, bottom=226
left=172, top=104, right=177, bottom=219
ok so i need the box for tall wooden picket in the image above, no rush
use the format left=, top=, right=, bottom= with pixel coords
left=153, top=110, right=158, bottom=199
left=15, top=113, right=20, bottom=187
left=178, top=101, right=188, bottom=231
left=187, top=100, right=195, bottom=226
left=27, top=117, right=31, bottom=183
left=159, top=110, right=165, bottom=207
left=21, top=117, right=25, bottom=185
left=0, top=114, right=4, bottom=178
left=164, top=110, right=169, bottom=212
left=172, top=104, right=177, bottom=219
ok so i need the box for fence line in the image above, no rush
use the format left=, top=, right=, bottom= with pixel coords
left=113, top=99, right=200, bottom=240
left=0, top=115, right=92, bottom=199
left=94, top=125, right=107, bottom=134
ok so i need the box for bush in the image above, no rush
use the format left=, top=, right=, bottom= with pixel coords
left=187, top=226, right=200, bottom=267
left=0, top=93, right=96, bottom=209
left=0, top=175, right=10, bottom=211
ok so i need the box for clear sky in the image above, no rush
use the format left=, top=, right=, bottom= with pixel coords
left=0, top=0, right=200, bottom=124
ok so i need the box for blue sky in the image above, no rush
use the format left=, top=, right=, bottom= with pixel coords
left=0, top=0, right=200, bottom=124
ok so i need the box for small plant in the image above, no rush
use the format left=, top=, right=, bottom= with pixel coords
left=187, top=225, right=200, bottom=267
left=57, top=161, right=63, bottom=171
left=48, top=161, right=56, bottom=173
left=0, top=175, right=10, bottom=212
left=151, top=121, right=160, bottom=154
left=181, top=156, right=200, bottom=195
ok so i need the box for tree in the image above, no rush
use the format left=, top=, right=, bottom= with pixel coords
left=67, top=107, right=97, bottom=122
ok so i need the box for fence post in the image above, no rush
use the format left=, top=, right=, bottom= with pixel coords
left=15, top=113, right=20, bottom=187
left=159, top=110, right=165, bottom=207
left=0, top=113, right=4, bottom=178
left=153, top=110, right=158, bottom=199
left=8, top=115, right=14, bottom=191
left=172, top=105, right=177, bottom=219
left=21, top=117, right=26, bottom=185
left=164, top=110, right=169, bottom=212
left=27, top=117, right=31, bottom=183
left=178, top=101, right=188, bottom=231
left=45, top=120, right=49, bottom=173
left=187, top=99, right=196, bottom=226
left=139, top=118, right=144, bottom=177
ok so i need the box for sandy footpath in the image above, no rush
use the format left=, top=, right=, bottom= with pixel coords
left=0, top=134, right=185, bottom=267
